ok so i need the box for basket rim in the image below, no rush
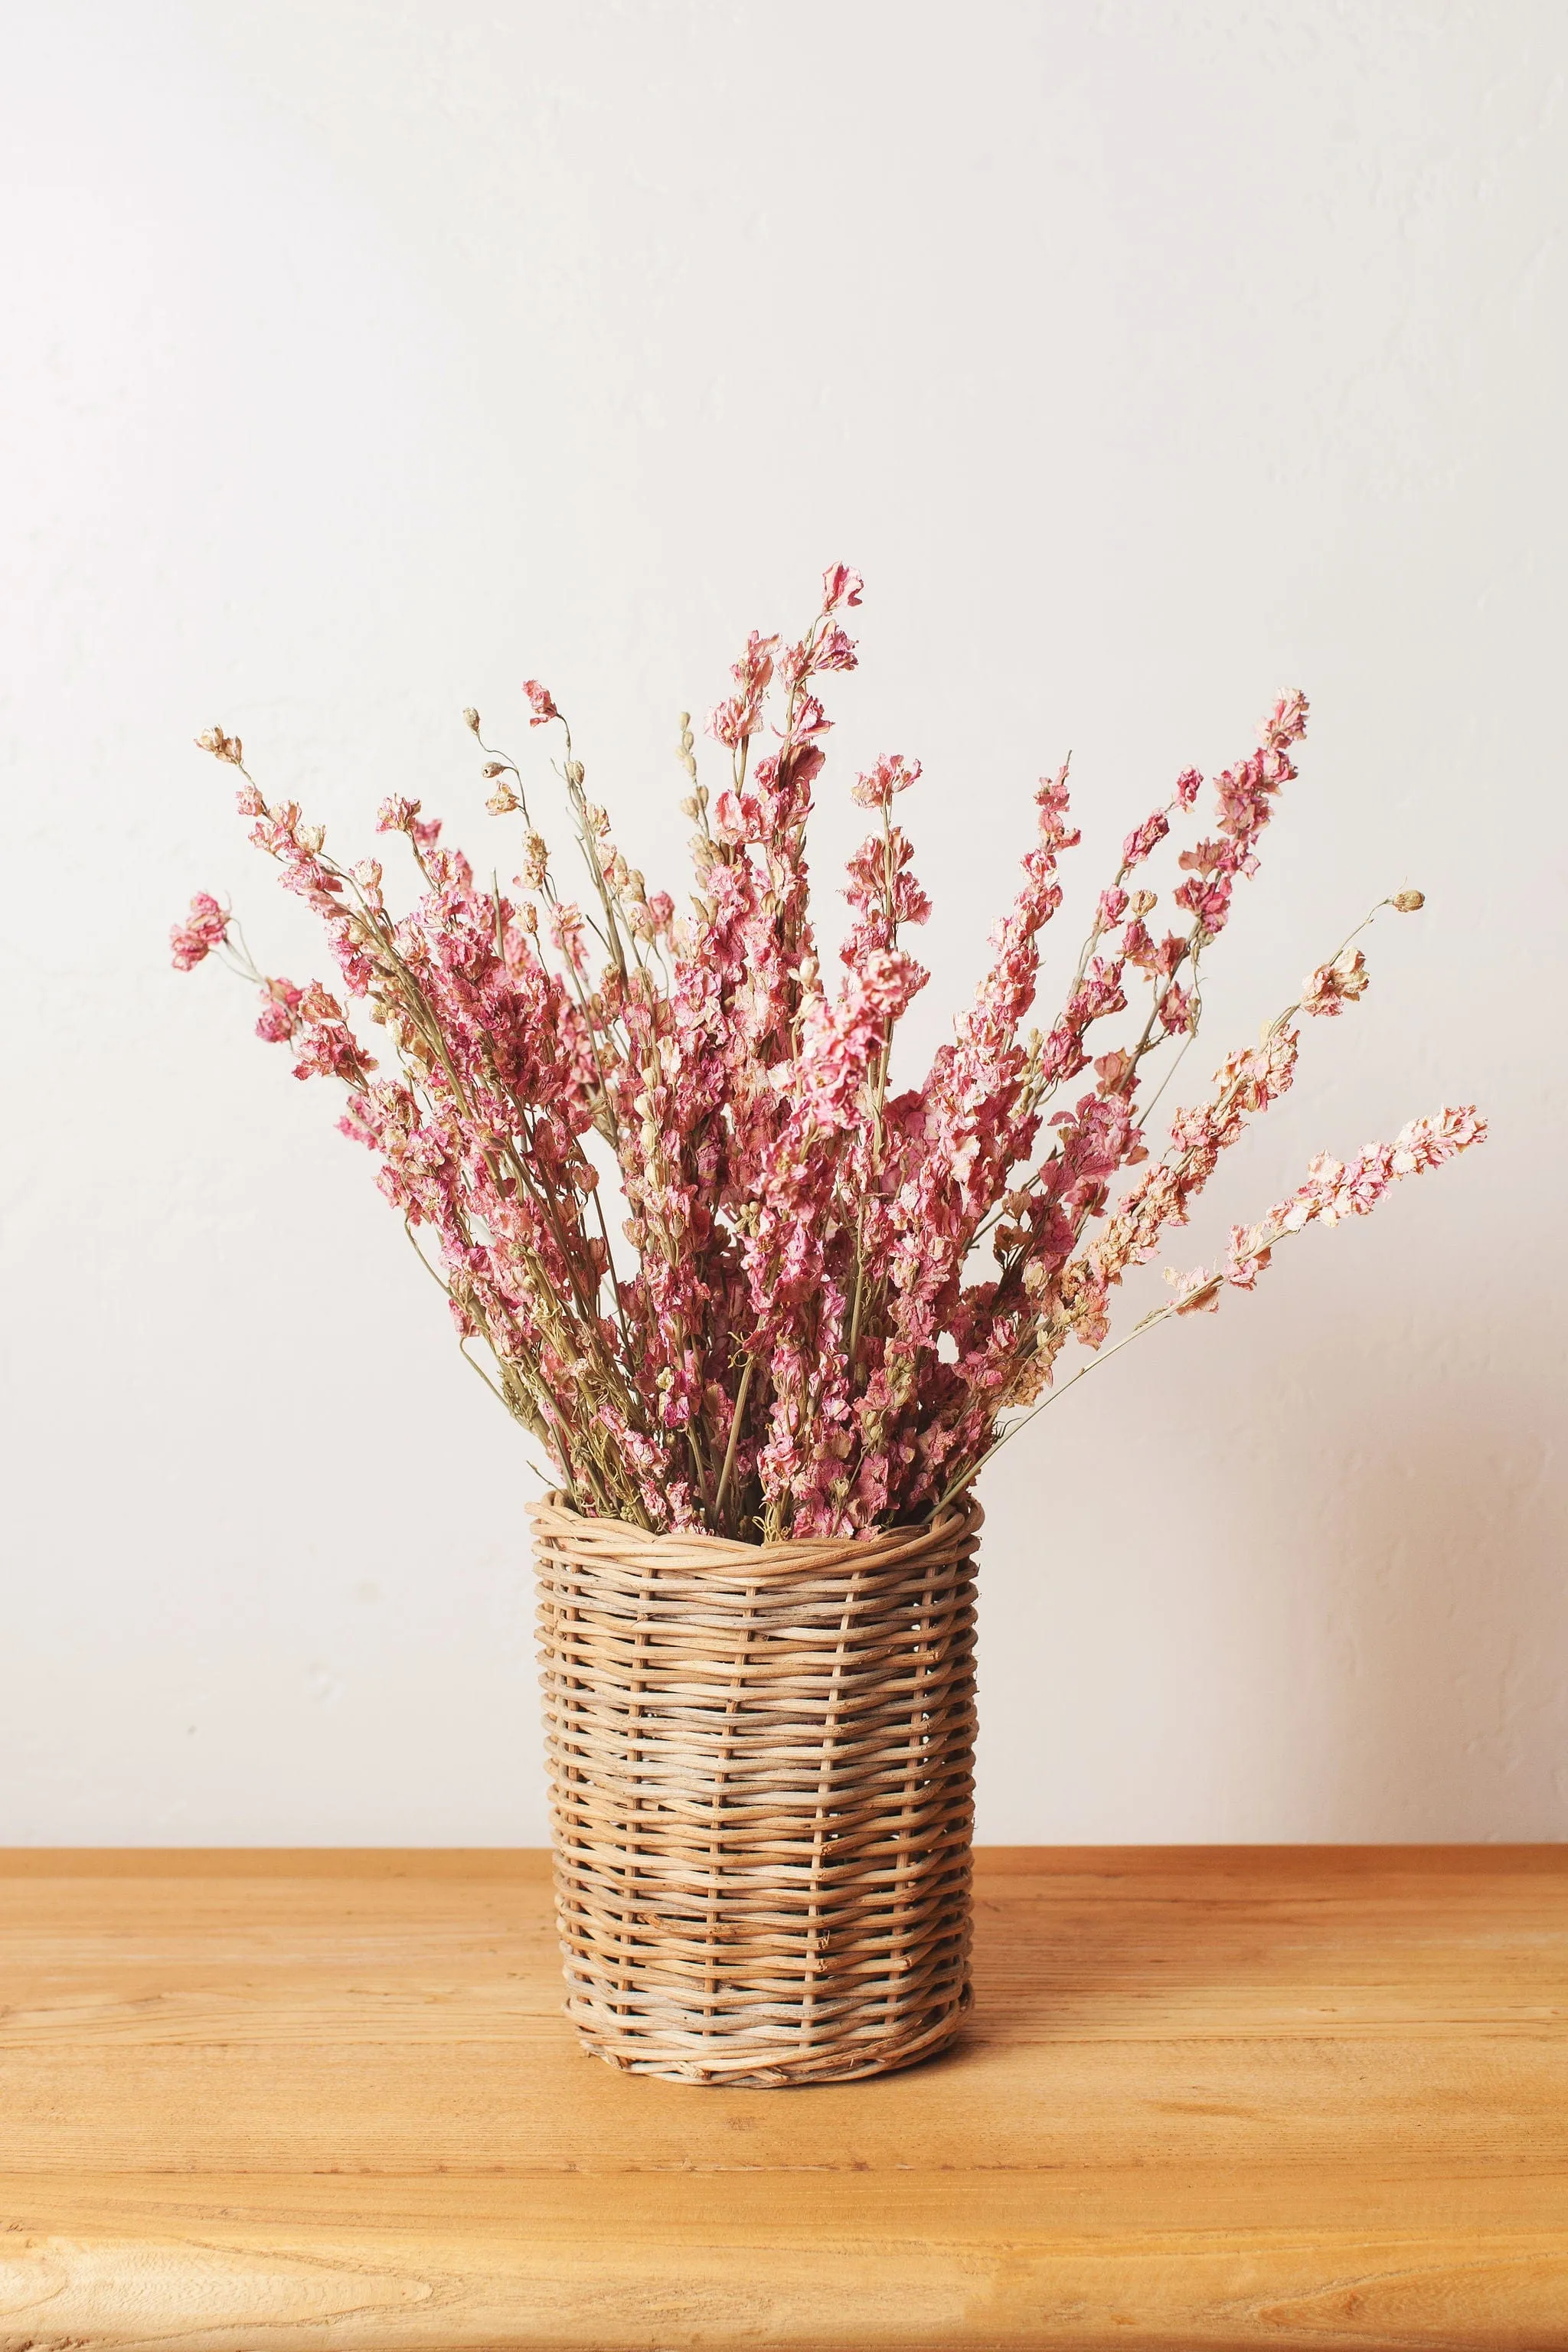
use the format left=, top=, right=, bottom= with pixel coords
left=528, top=1488, right=982, bottom=1582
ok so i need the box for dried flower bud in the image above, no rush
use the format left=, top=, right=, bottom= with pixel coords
left=1129, top=890, right=1157, bottom=918
left=486, top=783, right=519, bottom=815
left=462, top=707, right=481, bottom=734
left=1393, top=889, right=1425, bottom=913
left=678, top=794, right=700, bottom=819
left=297, top=823, right=325, bottom=854
left=482, top=761, right=508, bottom=779
left=565, top=760, right=586, bottom=788
left=195, top=727, right=243, bottom=766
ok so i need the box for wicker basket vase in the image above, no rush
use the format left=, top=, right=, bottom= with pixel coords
left=530, top=1491, right=982, bottom=2086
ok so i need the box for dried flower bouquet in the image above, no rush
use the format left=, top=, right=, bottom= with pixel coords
left=176, top=567, right=1483, bottom=1544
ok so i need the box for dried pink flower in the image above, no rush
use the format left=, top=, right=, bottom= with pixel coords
left=175, top=576, right=1481, bottom=1540
left=1167, top=1105, right=1488, bottom=1315
left=850, top=754, right=921, bottom=812
left=169, top=891, right=230, bottom=970
left=1300, top=946, right=1370, bottom=1017
left=1122, top=809, right=1170, bottom=870
left=822, top=564, right=864, bottom=612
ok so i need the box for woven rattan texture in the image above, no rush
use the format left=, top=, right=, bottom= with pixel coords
left=531, top=1494, right=982, bottom=2086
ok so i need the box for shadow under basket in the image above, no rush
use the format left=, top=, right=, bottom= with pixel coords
left=531, top=1491, right=982, bottom=2087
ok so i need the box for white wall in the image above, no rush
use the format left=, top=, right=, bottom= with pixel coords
left=2, top=0, right=1563, bottom=1845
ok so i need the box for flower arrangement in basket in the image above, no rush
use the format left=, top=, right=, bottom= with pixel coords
left=175, top=566, right=1483, bottom=2085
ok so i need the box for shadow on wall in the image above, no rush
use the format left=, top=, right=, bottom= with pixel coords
left=973, top=1318, right=1564, bottom=1845
left=1315, top=1384, right=1563, bottom=1842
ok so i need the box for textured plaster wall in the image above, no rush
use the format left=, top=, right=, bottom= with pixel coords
left=2, top=0, right=1564, bottom=1843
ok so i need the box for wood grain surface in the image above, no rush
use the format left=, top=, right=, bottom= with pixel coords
left=1, top=1847, right=1564, bottom=2350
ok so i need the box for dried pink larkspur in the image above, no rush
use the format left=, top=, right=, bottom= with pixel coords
left=177, top=575, right=1484, bottom=1538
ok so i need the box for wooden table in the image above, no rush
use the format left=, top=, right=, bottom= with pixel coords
left=2, top=1848, right=1565, bottom=2349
